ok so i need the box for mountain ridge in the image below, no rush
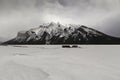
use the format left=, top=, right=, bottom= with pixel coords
left=2, top=22, right=120, bottom=44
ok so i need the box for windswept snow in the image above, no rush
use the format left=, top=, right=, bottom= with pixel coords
left=0, top=45, right=120, bottom=80
left=0, top=61, right=49, bottom=80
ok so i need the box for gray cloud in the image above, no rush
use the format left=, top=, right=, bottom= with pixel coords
left=0, top=0, right=120, bottom=39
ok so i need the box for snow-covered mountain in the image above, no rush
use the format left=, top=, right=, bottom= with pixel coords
left=3, top=22, right=120, bottom=44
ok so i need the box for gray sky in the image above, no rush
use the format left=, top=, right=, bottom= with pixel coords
left=0, top=0, right=120, bottom=39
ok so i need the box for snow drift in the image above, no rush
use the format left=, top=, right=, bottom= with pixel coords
left=0, top=61, right=49, bottom=80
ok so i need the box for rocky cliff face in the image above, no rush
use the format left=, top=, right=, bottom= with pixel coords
left=3, top=22, right=120, bottom=44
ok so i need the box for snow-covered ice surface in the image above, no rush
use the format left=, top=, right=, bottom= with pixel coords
left=0, top=45, right=120, bottom=80
left=0, top=61, right=49, bottom=80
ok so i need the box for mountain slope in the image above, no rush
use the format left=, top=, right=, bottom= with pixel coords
left=3, top=22, right=120, bottom=44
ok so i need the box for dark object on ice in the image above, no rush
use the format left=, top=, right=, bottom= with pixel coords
left=62, top=45, right=80, bottom=48
left=2, top=22, right=120, bottom=45
left=62, top=45, right=71, bottom=48
left=72, top=45, right=78, bottom=48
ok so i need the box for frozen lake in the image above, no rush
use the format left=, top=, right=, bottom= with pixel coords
left=0, top=45, right=120, bottom=80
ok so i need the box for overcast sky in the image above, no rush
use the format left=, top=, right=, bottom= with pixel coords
left=0, top=0, right=120, bottom=39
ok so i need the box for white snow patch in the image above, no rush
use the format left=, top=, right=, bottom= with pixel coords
left=0, top=61, right=49, bottom=80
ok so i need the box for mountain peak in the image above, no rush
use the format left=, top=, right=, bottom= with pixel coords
left=49, top=22, right=58, bottom=25
left=2, top=23, right=120, bottom=44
